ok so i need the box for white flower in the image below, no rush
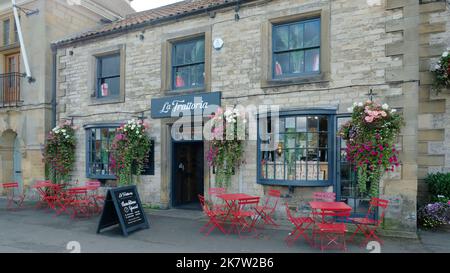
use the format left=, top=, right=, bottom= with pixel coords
left=139, top=135, right=142, bottom=138
left=357, top=102, right=363, bottom=107
left=347, top=107, right=354, bottom=113
left=353, top=102, right=357, bottom=107
left=382, top=103, right=389, bottom=110
left=443, top=51, right=449, bottom=58
left=391, top=109, right=397, bottom=113
left=61, top=129, right=66, bottom=133
left=432, top=63, right=441, bottom=71
left=65, top=135, right=70, bottom=139
left=124, top=128, right=127, bottom=132
left=224, top=110, right=232, bottom=117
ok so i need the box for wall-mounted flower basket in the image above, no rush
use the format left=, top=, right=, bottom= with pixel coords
left=431, top=49, right=450, bottom=93
left=339, top=101, right=404, bottom=197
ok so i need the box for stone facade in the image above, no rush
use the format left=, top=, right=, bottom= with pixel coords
left=0, top=0, right=133, bottom=196
left=54, top=0, right=450, bottom=237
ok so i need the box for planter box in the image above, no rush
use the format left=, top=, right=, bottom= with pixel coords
left=437, top=224, right=450, bottom=233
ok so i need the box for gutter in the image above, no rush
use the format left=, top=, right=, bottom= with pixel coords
left=53, top=0, right=262, bottom=49
left=51, top=44, right=57, bottom=128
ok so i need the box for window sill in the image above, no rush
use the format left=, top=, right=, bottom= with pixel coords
left=257, top=179, right=332, bottom=187
left=89, top=96, right=125, bottom=106
left=164, top=87, right=206, bottom=95
left=87, top=174, right=117, bottom=180
left=261, top=73, right=329, bottom=89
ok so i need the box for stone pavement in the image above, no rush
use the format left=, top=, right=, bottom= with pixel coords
left=0, top=200, right=449, bottom=253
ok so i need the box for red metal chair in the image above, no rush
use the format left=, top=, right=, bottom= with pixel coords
left=348, top=197, right=389, bottom=247
left=230, top=197, right=260, bottom=237
left=284, top=202, right=314, bottom=247
left=313, top=192, right=336, bottom=202
left=198, top=194, right=227, bottom=236
left=208, top=187, right=227, bottom=210
left=85, top=180, right=104, bottom=214
left=1, top=182, right=26, bottom=210
left=254, top=189, right=281, bottom=227
left=315, top=210, right=350, bottom=252
left=63, top=188, right=92, bottom=219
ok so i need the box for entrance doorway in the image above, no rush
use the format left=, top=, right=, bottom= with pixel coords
left=171, top=141, right=204, bottom=209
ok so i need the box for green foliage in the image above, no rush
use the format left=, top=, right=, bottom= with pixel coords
left=42, top=122, right=76, bottom=184
left=111, top=119, right=152, bottom=186
left=426, top=172, right=450, bottom=202
left=339, top=101, right=404, bottom=197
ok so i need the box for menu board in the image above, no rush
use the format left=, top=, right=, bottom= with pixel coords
left=97, top=185, right=149, bottom=237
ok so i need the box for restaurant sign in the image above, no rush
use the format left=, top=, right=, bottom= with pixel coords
left=151, top=91, right=222, bottom=119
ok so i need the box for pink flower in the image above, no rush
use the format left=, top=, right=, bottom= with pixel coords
left=365, top=116, right=374, bottom=123
left=381, top=111, right=387, bottom=117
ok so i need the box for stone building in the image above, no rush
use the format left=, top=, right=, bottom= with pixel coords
left=52, top=0, right=450, bottom=237
left=0, top=0, right=134, bottom=193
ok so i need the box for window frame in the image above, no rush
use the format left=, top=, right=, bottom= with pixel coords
left=257, top=108, right=336, bottom=187
left=3, top=18, right=10, bottom=46
left=271, top=18, right=321, bottom=79
left=171, top=37, right=205, bottom=91
left=85, top=123, right=120, bottom=180
left=96, top=53, right=121, bottom=99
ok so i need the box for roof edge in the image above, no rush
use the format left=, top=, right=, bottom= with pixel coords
left=53, top=0, right=259, bottom=49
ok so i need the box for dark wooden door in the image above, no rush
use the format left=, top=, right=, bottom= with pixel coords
left=172, top=142, right=204, bottom=207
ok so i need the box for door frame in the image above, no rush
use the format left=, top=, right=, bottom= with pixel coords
left=170, top=139, right=204, bottom=207
left=13, top=136, right=23, bottom=193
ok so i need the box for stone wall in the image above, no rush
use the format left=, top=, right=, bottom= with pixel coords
left=417, top=0, right=450, bottom=204
left=56, top=0, right=431, bottom=236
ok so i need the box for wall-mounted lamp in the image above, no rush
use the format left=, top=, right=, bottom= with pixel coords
left=277, top=142, right=283, bottom=156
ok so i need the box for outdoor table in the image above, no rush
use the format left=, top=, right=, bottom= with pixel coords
left=217, top=193, right=260, bottom=235
left=308, top=201, right=352, bottom=248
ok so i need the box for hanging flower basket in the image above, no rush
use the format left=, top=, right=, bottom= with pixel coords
left=339, top=101, right=404, bottom=197
left=431, top=49, right=450, bottom=93
left=207, top=107, right=247, bottom=188
left=42, top=120, right=77, bottom=184
left=110, top=119, right=152, bottom=186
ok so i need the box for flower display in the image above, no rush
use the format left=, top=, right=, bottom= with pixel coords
left=42, top=120, right=77, bottom=184
left=110, top=119, right=152, bottom=185
left=339, top=100, right=404, bottom=196
left=418, top=202, right=450, bottom=229
left=431, top=48, right=450, bottom=92
left=207, top=107, right=246, bottom=188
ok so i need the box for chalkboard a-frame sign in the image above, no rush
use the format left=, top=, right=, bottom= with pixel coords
left=97, top=185, right=149, bottom=237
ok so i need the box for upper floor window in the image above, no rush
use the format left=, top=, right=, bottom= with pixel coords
left=3, top=19, right=10, bottom=46
left=272, top=18, right=320, bottom=79
left=96, top=53, right=120, bottom=99
left=172, top=37, right=205, bottom=90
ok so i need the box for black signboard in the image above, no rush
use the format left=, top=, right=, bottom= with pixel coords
left=97, top=185, right=149, bottom=237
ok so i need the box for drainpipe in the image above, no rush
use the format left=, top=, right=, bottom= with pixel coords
left=51, top=44, right=57, bottom=128
left=11, top=0, right=33, bottom=82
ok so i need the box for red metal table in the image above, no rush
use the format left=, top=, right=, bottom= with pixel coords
left=217, top=193, right=260, bottom=235
left=309, top=201, right=352, bottom=249
left=32, top=181, right=64, bottom=210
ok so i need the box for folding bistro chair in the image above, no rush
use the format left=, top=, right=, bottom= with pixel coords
left=254, top=189, right=281, bottom=227
left=208, top=187, right=227, bottom=210
left=348, top=197, right=389, bottom=247
left=313, top=192, right=336, bottom=202
left=198, top=194, right=227, bottom=236
left=1, top=182, right=26, bottom=210
left=315, top=210, right=351, bottom=252
left=85, top=180, right=104, bottom=214
left=284, top=203, right=314, bottom=247
left=230, top=197, right=260, bottom=238
left=64, top=188, right=92, bottom=219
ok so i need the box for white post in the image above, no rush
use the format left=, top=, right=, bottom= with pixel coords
left=11, top=0, right=32, bottom=81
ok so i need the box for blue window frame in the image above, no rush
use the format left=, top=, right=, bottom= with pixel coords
left=96, top=53, right=120, bottom=99
left=172, top=37, right=205, bottom=90
left=85, top=124, right=119, bottom=179
left=257, top=109, right=335, bottom=187
left=272, top=18, right=320, bottom=79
